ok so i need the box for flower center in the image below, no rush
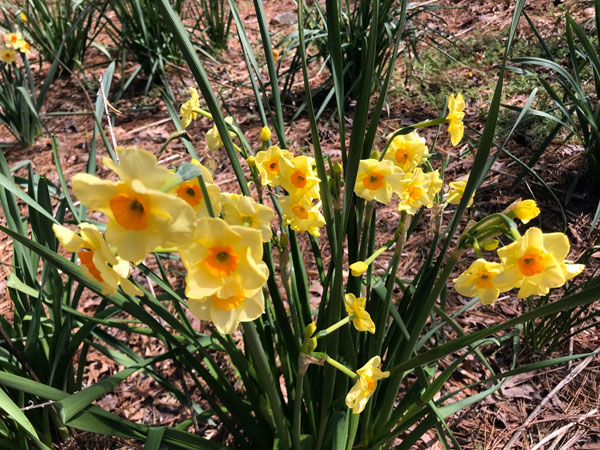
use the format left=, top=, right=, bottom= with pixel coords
left=407, top=184, right=422, bottom=202
left=78, top=250, right=103, bottom=282
left=242, top=216, right=253, bottom=226
left=475, top=271, right=494, bottom=289
left=268, top=160, right=279, bottom=174
left=292, top=205, right=309, bottom=219
left=176, top=182, right=203, bottom=207
left=211, top=293, right=245, bottom=311
left=363, top=171, right=384, bottom=190
left=519, top=251, right=546, bottom=276
left=395, top=148, right=410, bottom=165
left=109, top=193, right=148, bottom=230
left=291, top=170, right=307, bottom=188
left=364, top=376, right=376, bottom=396
left=204, top=246, right=238, bottom=278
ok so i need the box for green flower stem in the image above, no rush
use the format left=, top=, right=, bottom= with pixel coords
left=292, top=370, right=305, bottom=450
left=380, top=117, right=449, bottom=160
left=365, top=244, right=390, bottom=266
left=372, top=212, right=408, bottom=354
left=446, top=192, right=461, bottom=205
left=242, top=322, right=291, bottom=450
left=191, top=106, right=213, bottom=119
left=315, top=315, right=354, bottom=339
left=157, top=130, right=190, bottom=156
left=151, top=246, right=177, bottom=253
left=197, top=175, right=215, bottom=218
left=463, top=213, right=515, bottom=237
left=310, top=352, right=358, bottom=380
left=358, top=201, right=375, bottom=263
left=472, top=240, right=483, bottom=259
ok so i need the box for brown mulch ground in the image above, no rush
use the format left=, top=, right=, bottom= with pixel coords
left=1, top=0, right=600, bottom=448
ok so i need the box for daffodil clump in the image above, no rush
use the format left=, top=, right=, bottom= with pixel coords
left=0, top=30, right=30, bottom=63
left=453, top=200, right=584, bottom=303
left=54, top=144, right=275, bottom=334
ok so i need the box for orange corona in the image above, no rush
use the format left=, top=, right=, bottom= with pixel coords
left=109, top=193, right=148, bottom=230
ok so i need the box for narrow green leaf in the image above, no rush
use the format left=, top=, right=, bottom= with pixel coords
left=0, top=387, right=51, bottom=450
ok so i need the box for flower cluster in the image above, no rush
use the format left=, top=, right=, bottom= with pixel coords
left=454, top=202, right=584, bottom=303
left=354, top=130, right=442, bottom=214
left=54, top=146, right=275, bottom=334
left=255, top=146, right=326, bottom=237
left=1, top=31, right=30, bottom=64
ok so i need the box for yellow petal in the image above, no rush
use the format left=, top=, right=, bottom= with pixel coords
left=52, top=224, right=84, bottom=252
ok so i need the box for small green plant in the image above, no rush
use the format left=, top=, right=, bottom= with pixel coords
left=277, top=0, right=463, bottom=111
left=190, top=0, right=232, bottom=52
left=10, top=0, right=108, bottom=76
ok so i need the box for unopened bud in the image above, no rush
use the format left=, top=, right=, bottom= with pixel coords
left=247, top=155, right=256, bottom=167
left=482, top=239, right=499, bottom=251
left=349, top=261, right=368, bottom=277
left=304, top=322, right=317, bottom=340
left=370, top=149, right=379, bottom=159
left=260, top=126, right=271, bottom=142
left=512, top=199, right=540, bottom=224
left=333, top=162, right=343, bottom=174
left=279, top=233, right=289, bottom=248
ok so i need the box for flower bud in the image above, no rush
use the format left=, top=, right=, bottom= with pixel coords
left=512, top=199, right=540, bottom=224
left=247, top=156, right=256, bottom=167
left=370, top=149, right=379, bottom=159
left=304, top=322, right=317, bottom=340
left=279, top=232, right=289, bottom=248
left=482, top=239, right=499, bottom=251
left=260, top=126, right=271, bottom=142
left=349, top=261, right=368, bottom=277
left=333, top=162, right=343, bottom=174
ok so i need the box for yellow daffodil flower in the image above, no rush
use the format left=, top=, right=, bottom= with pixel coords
left=512, top=199, right=540, bottom=224
left=180, top=217, right=269, bottom=300
left=494, top=227, right=584, bottom=298
left=344, top=293, right=375, bottom=333
left=447, top=180, right=474, bottom=207
left=384, top=131, right=429, bottom=172
left=180, top=87, right=200, bottom=129
left=188, top=286, right=265, bottom=334
left=0, top=48, right=16, bottom=63
left=446, top=93, right=465, bottom=146
left=206, top=116, right=235, bottom=151
left=170, top=161, right=221, bottom=218
left=349, top=261, right=368, bottom=277
left=355, top=159, right=403, bottom=204
left=221, top=193, right=275, bottom=242
left=52, top=223, right=141, bottom=296
left=397, top=168, right=442, bottom=215
left=72, top=147, right=195, bottom=263
left=255, top=145, right=294, bottom=186
left=279, top=155, right=321, bottom=201
left=279, top=196, right=325, bottom=237
left=345, top=356, right=390, bottom=414
left=453, top=259, right=509, bottom=305
left=4, top=32, right=22, bottom=49
left=18, top=40, right=29, bottom=55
